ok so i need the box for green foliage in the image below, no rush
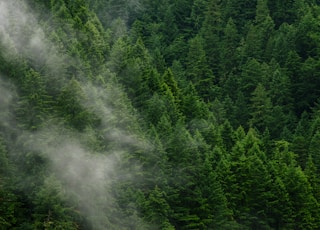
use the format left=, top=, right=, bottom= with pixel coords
left=2, top=0, right=320, bottom=229
left=143, top=186, right=173, bottom=229
left=249, top=83, right=273, bottom=132
left=0, top=139, right=16, bottom=229
left=200, top=0, right=223, bottom=75
left=185, top=35, right=214, bottom=100
left=32, top=176, right=80, bottom=229
left=219, top=18, right=240, bottom=77
left=15, top=68, right=52, bottom=130
left=56, top=78, right=98, bottom=131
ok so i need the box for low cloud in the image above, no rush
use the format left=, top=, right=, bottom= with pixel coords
left=0, top=0, right=150, bottom=228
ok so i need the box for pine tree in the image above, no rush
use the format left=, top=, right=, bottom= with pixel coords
left=220, top=120, right=236, bottom=153
left=32, top=176, right=80, bottom=229
left=309, top=131, right=320, bottom=173
left=266, top=23, right=296, bottom=65
left=271, top=141, right=320, bottom=229
left=304, top=154, right=320, bottom=203
left=83, top=16, right=108, bottom=69
left=185, top=35, right=214, bottom=101
left=219, top=18, right=240, bottom=78
left=223, top=0, right=257, bottom=30
left=244, top=0, right=274, bottom=62
left=283, top=166, right=320, bottom=229
left=190, top=0, right=209, bottom=34
left=266, top=165, right=294, bottom=229
left=240, top=58, right=268, bottom=98
left=180, top=83, right=210, bottom=122
left=0, top=138, right=17, bottom=229
left=56, top=78, right=97, bottom=131
left=291, top=112, right=311, bottom=168
left=200, top=0, right=222, bottom=75
left=268, top=0, right=306, bottom=28
left=143, top=186, right=174, bottom=229
left=107, top=37, right=129, bottom=75
left=249, top=83, right=273, bottom=132
left=201, top=157, right=235, bottom=229
left=16, top=68, right=52, bottom=130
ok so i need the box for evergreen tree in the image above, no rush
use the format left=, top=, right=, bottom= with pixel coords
left=222, top=0, right=257, bottom=31
left=240, top=58, right=268, bottom=98
left=143, top=186, right=174, bottom=229
left=219, top=18, right=240, bottom=78
left=190, top=0, right=208, bottom=34
left=272, top=141, right=320, bottom=229
left=185, top=35, right=214, bottom=101
left=283, top=166, right=320, bottom=229
left=56, top=78, right=97, bottom=131
left=309, top=131, right=320, bottom=173
left=249, top=83, right=273, bottom=132
left=0, top=138, right=17, bottom=229
left=180, top=83, right=210, bottom=122
left=200, top=0, right=222, bottom=75
left=266, top=23, right=296, bottom=65
left=2, top=0, right=320, bottom=229
left=32, top=176, right=80, bottom=229
left=268, top=0, right=306, bottom=28
left=220, top=120, right=236, bottom=153
left=292, top=112, right=311, bottom=168
left=305, top=154, right=320, bottom=202
left=16, top=68, right=52, bottom=130
left=244, top=0, right=275, bottom=62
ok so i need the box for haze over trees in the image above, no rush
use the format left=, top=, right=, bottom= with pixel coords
left=0, top=0, right=320, bottom=229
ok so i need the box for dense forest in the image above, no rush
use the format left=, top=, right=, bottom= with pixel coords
left=1, top=0, right=320, bottom=229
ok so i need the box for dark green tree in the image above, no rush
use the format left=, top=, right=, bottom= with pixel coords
left=244, top=0, right=275, bottom=62
left=272, top=141, right=320, bottom=229
left=309, top=131, right=320, bottom=173
left=16, top=69, right=52, bottom=130
left=56, top=78, right=98, bottom=131
left=268, top=0, right=306, bottom=28
left=200, top=0, right=223, bottom=75
left=219, top=18, right=240, bottom=78
left=304, top=154, right=320, bottom=203
left=190, top=0, right=209, bottom=34
left=222, top=0, right=257, bottom=30
left=180, top=83, right=210, bottom=122
left=185, top=35, right=214, bottom=101
left=143, top=186, right=174, bottom=229
left=249, top=83, right=273, bottom=132
left=0, top=138, right=17, bottom=229
left=32, top=176, right=80, bottom=229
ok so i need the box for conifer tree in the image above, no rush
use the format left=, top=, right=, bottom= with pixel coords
left=219, top=18, right=240, bottom=78
left=309, top=131, right=320, bottom=173
left=143, top=186, right=174, bottom=229
left=56, top=78, right=97, bottom=131
left=244, top=0, right=274, bottom=62
left=305, top=154, right=320, bottom=202
left=190, top=0, right=209, bottom=34
left=16, top=68, right=52, bottom=130
left=180, top=83, right=209, bottom=122
left=186, top=35, right=214, bottom=101
left=200, top=0, right=222, bottom=75
left=32, top=176, right=80, bottom=229
left=223, top=0, right=257, bottom=30
left=0, top=138, right=17, bottom=229
left=249, top=83, right=273, bottom=132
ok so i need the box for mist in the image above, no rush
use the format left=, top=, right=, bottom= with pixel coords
left=0, top=1, right=48, bottom=63
left=0, top=77, right=16, bottom=136
left=0, top=0, right=150, bottom=229
left=21, top=126, right=139, bottom=229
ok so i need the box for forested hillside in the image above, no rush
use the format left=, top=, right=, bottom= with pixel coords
left=1, top=0, right=320, bottom=229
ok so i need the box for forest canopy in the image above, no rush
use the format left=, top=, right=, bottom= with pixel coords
left=0, top=0, right=320, bottom=229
